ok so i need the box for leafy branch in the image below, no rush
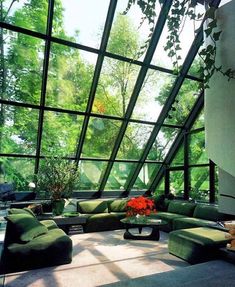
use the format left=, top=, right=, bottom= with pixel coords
left=123, top=0, right=235, bottom=86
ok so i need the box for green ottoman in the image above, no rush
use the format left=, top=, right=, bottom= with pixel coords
left=168, top=227, right=230, bottom=264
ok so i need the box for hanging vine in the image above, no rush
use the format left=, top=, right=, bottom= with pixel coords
left=122, top=0, right=235, bottom=87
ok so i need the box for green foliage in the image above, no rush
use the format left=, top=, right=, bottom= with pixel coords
left=36, top=156, right=79, bottom=200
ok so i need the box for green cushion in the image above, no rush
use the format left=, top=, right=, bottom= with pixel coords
left=167, top=201, right=196, bottom=216
left=5, top=214, right=48, bottom=242
left=193, top=204, right=222, bottom=221
left=172, top=217, right=224, bottom=231
left=40, top=219, right=58, bottom=230
left=77, top=200, right=108, bottom=214
left=108, top=199, right=128, bottom=212
left=8, top=208, right=36, bottom=217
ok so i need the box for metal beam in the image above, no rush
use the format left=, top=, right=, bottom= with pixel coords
left=98, top=0, right=173, bottom=192
left=149, top=92, right=204, bottom=192
left=74, top=0, right=118, bottom=167
left=34, top=0, right=54, bottom=174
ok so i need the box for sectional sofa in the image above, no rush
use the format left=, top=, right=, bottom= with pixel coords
left=0, top=207, right=72, bottom=274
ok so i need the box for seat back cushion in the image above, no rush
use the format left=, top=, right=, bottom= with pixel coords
left=77, top=200, right=108, bottom=214
left=107, top=199, right=128, bottom=212
left=63, top=198, right=79, bottom=213
left=193, top=204, right=223, bottom=221
left=167, top=201, right=196, bottom=216
left=5, top=213, right=48, bottom=243
left=8, top=207, right=36, bottom=217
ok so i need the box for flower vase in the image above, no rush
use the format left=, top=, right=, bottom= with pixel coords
left=52, top=199, right=65, bottom=216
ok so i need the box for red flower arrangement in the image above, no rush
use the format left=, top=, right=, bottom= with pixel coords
left=126, top=196, right=156, bottom=217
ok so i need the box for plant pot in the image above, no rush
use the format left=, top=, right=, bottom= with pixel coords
left=52, top=199, right=65, bottom=216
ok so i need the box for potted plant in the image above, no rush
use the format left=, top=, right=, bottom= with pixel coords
left=36, top=157, right=79, bottom=215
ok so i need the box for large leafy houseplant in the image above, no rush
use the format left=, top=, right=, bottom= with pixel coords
left=36, top=157, right=79, bottom=215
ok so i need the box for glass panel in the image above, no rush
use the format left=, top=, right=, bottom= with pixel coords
left=154, top=177, right=165, bottom=195
left=0, top=105, right=38, bottom=155
left=147, top=127, right=179, bottom=161
left=117, top=123, right=153, bottom=160
left=189, top=167, right=209, bottom=202
left=46, top=44, right=96, bottom=111
left=1, top=30, right=44, bottom=104
left=191, top=109, right=204, bottom=130
left=132, top=70, right=176, bottom=122
left=105, top=162, right=137, bottom=190
left=41, top=111, right=84, bottom=156
left=189, top=130, right=209, bottom=165
left=107, top=0, right=161, bottom=60
left=171, top=145, right=184, bottom=167
left=164, top=79, right=201, bottom=125
left=188, top=51, right=204, bottom=78
left=170, top=170, right=184, bottom=197
left=1, top=0, right=48, bottom=33
left=151, top=3, right=204, bottom=70
left=53, top=0, right=109, bottom=49
left=133, top=163, right=161, bottom=190
left=82, top=117, right=122, bottom=159
left=1, top=157, right=35, bottom=191
left=92, top=57, right=140, bottom=117
left=76, top=161, right=107, bottom=191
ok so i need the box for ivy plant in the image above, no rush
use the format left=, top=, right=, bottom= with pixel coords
left=123, top=0, right=235, bottom=87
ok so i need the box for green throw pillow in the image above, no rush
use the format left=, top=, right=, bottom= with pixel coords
left=8, top=207, right=36, bottom=217
left=5, top=213, right=48, bottom=242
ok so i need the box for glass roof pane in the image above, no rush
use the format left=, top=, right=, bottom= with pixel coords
left=2, top=0, right=48, bottom=34
left=147, top=127, right=179, bottom=161
left=53, top=0, right=110, bottom=49
left=92, top=57, right=140, bottom=117
left=0, top=105, right=38, bottom=155
left=189, top=166, right=209, bottom=202
left=189, top=130, right=209, bottom=165
left=82, top=117, right=122, bottom=159
left=104, top=162, right=137, bottom=190
left=171, top=145, right=184, bottom=167
left=46, top=44, right=96, bottom=112
left=2, top=157, right=35, bottom=191
left=76, top=161, right=107, bottom=191
left=188, top=51, right=204, bottom=78
left=117, top=123, right=154, bottom=160
left=151, top=3, right=205, bottom=70
left=170, top=170, right=184, bottom=197
left=1, top=30, right=44, bottom=105
left=41, top=111, right=83, bottom=156
left=191, top=109, right=204, bottom=130
left=154, top=177, right=165, bottom=195
left=164, top=79, right=201, bottom=125
left=107, top=0, right=161, bottom=60
left=132, top=163, right=161, bottom=190
left=132, top=69, right=176, bottom=122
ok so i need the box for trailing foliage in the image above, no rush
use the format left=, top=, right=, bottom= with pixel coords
left=123, top=0, right=235, bottom=86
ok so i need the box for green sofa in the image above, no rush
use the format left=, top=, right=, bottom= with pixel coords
left=77, top=199, right=127, bottom=232
left=0, top=208, right=72, bottom=274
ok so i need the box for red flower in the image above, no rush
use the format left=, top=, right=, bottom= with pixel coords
left=126, top=196, right=156, bottom=217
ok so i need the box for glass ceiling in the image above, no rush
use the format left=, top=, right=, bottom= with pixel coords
left=0, top=0, right=213, bottom=195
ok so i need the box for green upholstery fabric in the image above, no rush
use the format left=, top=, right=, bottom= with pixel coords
left=107, top=199, right=128, bottom=212
left=5, top=214, right=48, bottom=242
left=168, top=227, right=230, bottom=264
left=193, top=204, right=224, bottom=221
left=40, top=219, right=58, bottom=230
left=172, top=217, right=227, bottom=231
left=151, top=212, right=186, bottom=232
left=8, top=207, right=36, bottom=217
left=77, top=200, right=108, bottom=214
left=83, top=212, right=125, bottom=232
left=1, top=228, right=72, bottom=274
left=167, top=201, right=196, bottom=216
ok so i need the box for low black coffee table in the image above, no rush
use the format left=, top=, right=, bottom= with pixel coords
left=38, top=212, right=87, bottom=234
left=121, top=217, right=167, bottom=241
